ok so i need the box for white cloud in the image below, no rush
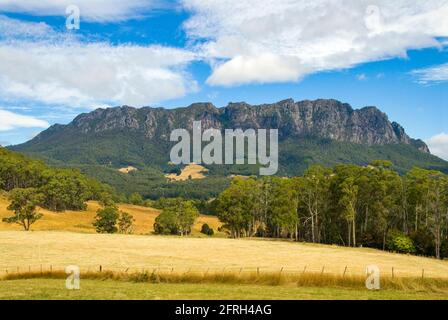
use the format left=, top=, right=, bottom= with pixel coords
left=411, top=63, right=448, bottom=84
left=0, top=16, right=198, bottom=108
left=0, top=42, right=197, bottom=107
left=0, top=0, right=160, bottom=22
left=182, top=0, right=448, bottom=86
left=0, top=109, right=49, bottom=131
left=426, top=133, right=448, bottom=161
left=0, top=15, right=55, bottom=42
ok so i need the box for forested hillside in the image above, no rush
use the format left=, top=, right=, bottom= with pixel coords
left=0, top=147, right=114, bottom=211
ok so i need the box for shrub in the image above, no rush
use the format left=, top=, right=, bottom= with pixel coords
left=387, top=231, right=416, bottom=254
left=200, top=223, right=214, bottom=236
left=118, top=212, right=135, bottom=234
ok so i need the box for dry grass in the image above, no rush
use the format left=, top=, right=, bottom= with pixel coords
left=0, top=231, right=448, bottom=279
left=118, top=166, right=137, bottom=174
left=3, top=269, right=448, bottom=293
left=0, top=197, right=222, bottom=235
left=166, top=163, right=208, bottom=181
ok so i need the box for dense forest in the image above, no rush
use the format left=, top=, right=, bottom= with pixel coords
left=215, top=161, right=448, bottom=259
left=14, top=138, right=448, bottom=200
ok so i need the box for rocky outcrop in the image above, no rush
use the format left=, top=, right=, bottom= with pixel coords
left=49, top=98, right=428, bottom=152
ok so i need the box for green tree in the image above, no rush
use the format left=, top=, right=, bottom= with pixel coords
left=118, top=211, right=135, bottom=234
left=297, top=165, right=331, bottom=243
left=2, top=188, right=44, bottom=231
left=216, top=177, right=257, bottom=238
left=267, top=177, right=298, bottom=239
left=39, top=170, right=91, bottom=211
left=93, top=207, right=119, bottom=233
left=154, top=200, right=199, bottom=236
left=339, top=177, right=359, bottom=247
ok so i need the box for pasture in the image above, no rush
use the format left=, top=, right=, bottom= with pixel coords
left=0, top=197, right=222, bottom=236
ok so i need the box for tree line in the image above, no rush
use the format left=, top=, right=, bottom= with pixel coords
left=215, top=161, right=448, bottom=259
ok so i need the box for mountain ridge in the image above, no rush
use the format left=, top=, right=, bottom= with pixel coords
left=10, top=98, right=448, bottom=199
left=28, top=98, right=429, bottom=152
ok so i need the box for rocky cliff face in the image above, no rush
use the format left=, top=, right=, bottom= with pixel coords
left=42, top=98, right=428, bottom=152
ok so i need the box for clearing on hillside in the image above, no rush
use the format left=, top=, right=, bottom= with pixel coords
left=166, top=163, right=209, bottom=181
left=118, top=166, right=138, bottom=174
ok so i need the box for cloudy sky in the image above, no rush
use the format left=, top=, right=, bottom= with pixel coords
left=0, top=0, right=447, bottom=160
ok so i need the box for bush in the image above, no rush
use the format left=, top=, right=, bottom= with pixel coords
left=387, top=231, right=416, bottom=254
left=93, top=207, right=119, bottom=233
left=154, top=199, right=199, bottom=236
left=200, top=223, right=214, bottom=236
left=118, top=212, right=135, bottom=234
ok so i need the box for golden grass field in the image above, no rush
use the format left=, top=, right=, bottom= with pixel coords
left=2, top=194, right=448, bottom=299
left=0, top=230, right=448, bottom=279
left=0, top=197, right=222, bottom=235
left=166, top=163, right=208, bottom=181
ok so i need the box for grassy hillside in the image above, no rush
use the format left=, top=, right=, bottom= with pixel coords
left=0, top=196, right=222, bottom=236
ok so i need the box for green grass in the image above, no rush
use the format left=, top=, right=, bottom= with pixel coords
left=1, top=279, right=448, bottom=300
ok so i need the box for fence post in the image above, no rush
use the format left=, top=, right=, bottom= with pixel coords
left=392, top=267, right=394, bottom=279
left=321, top=266, right=325, bottom=274
left=99, top=265, right=102, bottom=272
left=303, top=266, right=307, bottom=274
left=257, top=267, right=260, bottom=276
left=422, top=269, right=424, bottom=279
left=343, top=266, right=348, bottom=277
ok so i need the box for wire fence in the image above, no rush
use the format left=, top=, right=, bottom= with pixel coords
left=0, top=264, right=444, bottom=279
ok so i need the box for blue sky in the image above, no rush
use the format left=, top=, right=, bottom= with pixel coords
left=0, top=0, right=447, bottom=159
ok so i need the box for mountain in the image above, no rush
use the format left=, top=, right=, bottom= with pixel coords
left=11, top=99, right=448, bottom=199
